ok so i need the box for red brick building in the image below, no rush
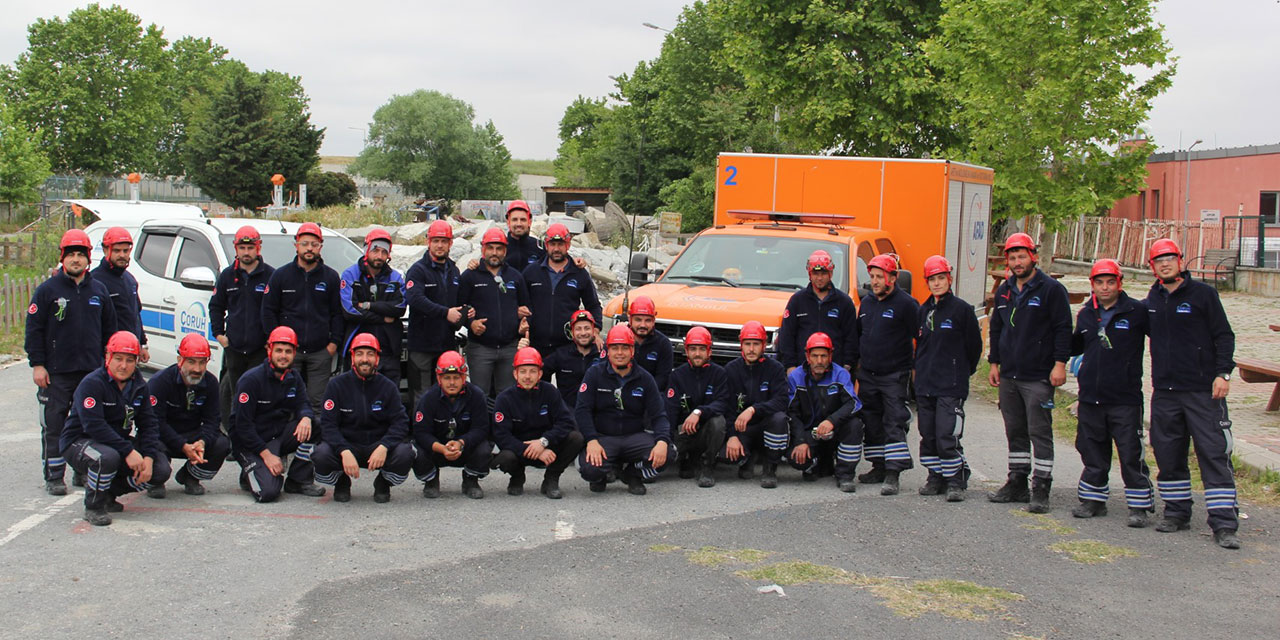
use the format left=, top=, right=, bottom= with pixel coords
left=1110, top=143, right=1280, bottom=225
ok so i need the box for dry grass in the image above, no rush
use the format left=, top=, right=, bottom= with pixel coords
left=1047, top=540, right=1140, bottom=564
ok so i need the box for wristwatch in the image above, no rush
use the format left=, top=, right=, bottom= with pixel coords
left=539, top=437, right=550, bottom=448
left=692, top=408, right=702, bottom=416
left=1218, top=373, right=1231, bottom=381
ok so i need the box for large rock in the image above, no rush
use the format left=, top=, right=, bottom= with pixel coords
left=456, top=220, right=497, bottom=240
left=588, top=263, right=620, bottom=287
left=393, top=222, right=431, bottom=244
left=573, top=231, right=604, bottom=250
left=581, top=206, right=629, bottom=244
left=389, top=245, right=422, bottom=273
left=448, top=238, right=473, bottom=263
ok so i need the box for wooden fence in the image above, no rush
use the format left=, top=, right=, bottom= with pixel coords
left=0, top=233, right=39, bottom=268
left=0, top=272, right=48, bottom=331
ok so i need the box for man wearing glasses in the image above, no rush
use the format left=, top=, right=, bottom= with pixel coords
left=456, top=227, right=531, bottom=397
left=211, top=225, right=274, bottom=435
left=1068, top=259, right=1154, bottom=528
left=987, top=232, right=1072, bottom=513
left=1144, top=239, right=1239, bottom=549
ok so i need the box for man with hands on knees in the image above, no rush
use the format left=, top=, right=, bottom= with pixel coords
left=146, top=334, right=229, bottom=498
left=492, top=347, right=585, bottom=499
left=667, top=326, right=730, bottom=488
left=722, top=321, right=791, bottom=488
left=785, top=332, right=864, bottom=493
left=231, top=326, right=326, bottom=502
left=576, top=324, right=671, bottom=496
left=411, top=351, right=492, bottom=499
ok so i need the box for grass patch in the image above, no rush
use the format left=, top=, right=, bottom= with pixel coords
left=648, top=544, right=681, bottom=553
left=282, top=205, right=410, bottom=231
left=510, top=158, right=554, bottom=176
left=737, top=561, right=869, bottom=586
left=1047, top=540, right=1139, bottom=564
left=685, top=546, right=770, bottom=567
left=1009, top=510, right=1077, bottom=535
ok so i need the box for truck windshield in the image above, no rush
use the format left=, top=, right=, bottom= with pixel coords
left=660, top=235, right=848, bottom=292
left=219, top=233, right=365, bottom=270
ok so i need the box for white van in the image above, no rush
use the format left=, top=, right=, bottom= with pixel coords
left=79, top=201, right=365, bottom=373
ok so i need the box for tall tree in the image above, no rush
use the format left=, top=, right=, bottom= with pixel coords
left=927, top=0, right=1174, bottom=227
left=0, top=99, right=51, bottom=210
left=1, top=3, right=169, bottom=185
left=553, top=96, right=611, bottom=187
left=350, top=90, right=517, bottom=200
left=183, top=69, right=323, bottom=210
left=713, top=0, right=956, bottom=157
left=157, top=36, right=244, bottom=177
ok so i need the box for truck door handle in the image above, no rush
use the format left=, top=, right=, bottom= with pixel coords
left=163, top=296, right=176, bottom=304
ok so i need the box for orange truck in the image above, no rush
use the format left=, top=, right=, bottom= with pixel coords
left=604, top=152, right=994, bottom=359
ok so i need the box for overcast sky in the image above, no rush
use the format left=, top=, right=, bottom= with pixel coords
left=1, top=0, right=1276, bottom=160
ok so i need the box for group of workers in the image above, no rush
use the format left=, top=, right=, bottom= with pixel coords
left=24, top=202, right=1240, bottom=549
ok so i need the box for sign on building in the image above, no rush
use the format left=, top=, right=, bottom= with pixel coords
left=1200, top=209, right=1220, bottom=223
left=659, top=211, right=683, bottom=234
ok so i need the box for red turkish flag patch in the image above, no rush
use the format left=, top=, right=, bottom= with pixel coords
left=238, top=392, right=249, bottom=404
left=27, top=303, right=37, bottom=315
left=415, top=411, right=424, bottom=422
left=782, top=309, right=790, bottom=319
left=83, top=397, right=96, bottom=409
left=150, top=395, right=157, bottom=406
left=667, top=388, right=675, bottom=398
left=494, top=411, right=504, bottom=422
left=406, top=280, right=414, bottom=289
left=323, top=399, right=335, bottom=411
left=578, top=383, right=587, bottom=393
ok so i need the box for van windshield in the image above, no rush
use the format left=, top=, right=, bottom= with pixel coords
left=660, top=235, right=848, bottom=292
left=219, top=234, right=365, bottom=271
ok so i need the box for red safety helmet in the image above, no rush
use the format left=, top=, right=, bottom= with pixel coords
left=266, top=326, right=298, bottom=348
left=923, top=255, right=952, bottom=279
left=1090, top=259, right=1123, bottom=282
left=349, top=333, right=381, bottom=355
left=545, top=223, right=571, bottom=243
left=1003, top=232, right=1037, bottom=254
left=177, top=333, right=211, bottom=359
left=739, top=320, right=767, bottom=343
left=506, top=200, right=531, bottom=216
left=105, top=331, right=141, bottom=358
left=684, top=326, right=712, bottom=349
left=296, top=222, right=323, bottom=241
left=102, top=226, right=133, bottom=248
left=807, top=250, right=835, bottom=272
left=628, top=296, right=657, bottom=317
left=364, top=228, right=392, bottom=251
left=435, top=350, right=468, bottom=376
left=234, top=225, right=262, bottom=246
left=59, top=229, right=92, bottom=256
left=805, top=332, right=834, bottom=352
left=868, top=254, right=898, bottom=274
left=569, top=310, right=596, bottom=327
left=427, top=220, right=453, bottom=240
left=481, top=227, right=508, bottom=246
left=606, top=324, right=636, bottom=347
left=513, top=346, right=544, bottom=369
left=1148, top=238, right=1182, bottom=263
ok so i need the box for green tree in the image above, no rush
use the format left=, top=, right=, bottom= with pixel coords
left=0, top=99, right=52, bottom=209
left=712, top=0, right=956, bottom=157
left=1, top=3, right=169, bottom=185
left=659, top=166, right=717, bottom=232
left=305, top=170, right=358, bottom=208
left=553, top=96, right=611, bottom=187
left=350, top=90, right=516, bottom=200
left=157, top=36, right=245, bottom=177
left=183, top=69, right=323, bottom=210
left=926, top=0, right=1174, bottom=227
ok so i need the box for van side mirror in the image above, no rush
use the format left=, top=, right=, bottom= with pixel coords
left=628, top=253, right=651, bottom=287
left=896, top=269, right=913, bottom=296
left=178, top=266, right=217, bottom=291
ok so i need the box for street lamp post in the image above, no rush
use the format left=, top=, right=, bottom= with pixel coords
left=1183, top=139, right=1202, bottom=223
left=642, top=22, right=671, bottom=33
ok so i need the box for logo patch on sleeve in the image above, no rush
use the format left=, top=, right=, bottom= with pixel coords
left=83, top=397, right=96, bottom=409
left=238, top=392, right=249, bottom=404
left=406, top=280, right=415, bottom=289
left=415, top=411, right=424, bottom=422
left=27, top=303, right=37, bottom=314
left=782, top=309, right=790, bottom=319
left=494, top=411, right=504, bottom=422
left=150, top=395, right=157, bottom=406
left=579, top=383, right=588, bottom=392
left=323, top=399, right=335, bottom=411
left=667, top=388, right=675, bottom=398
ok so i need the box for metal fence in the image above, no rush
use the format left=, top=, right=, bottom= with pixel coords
left=1044, top=216, right=1230, bottom=268
left=1226, top=216, right=1280, bottom=268
left=39, top=175, right=213, bottom=204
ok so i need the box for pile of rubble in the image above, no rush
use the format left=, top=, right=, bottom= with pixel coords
left=334, top=214, right=681, bottom=298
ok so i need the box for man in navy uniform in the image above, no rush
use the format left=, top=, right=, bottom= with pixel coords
left=523, top=223, right=601, bottom=356
left=784, top=332, right=863, bottom=492
left=503, top=200, right=545, bottom=270
left=340, top=229, right=407, bottom=383
left=621, top=296, right=673, bottom=391
left=146, top=334, right=229, bottom=497
left=210, top=225, right=274, bottom=434
left=722, top=321, right=790, bottom=488
left=456, top=227, right=531, bottom=397
left=1144, top=239, right=1240, bottom=549
left=61, top=331, right=170, bottom=526
left=778, top=250, right=858, bottom=374
left=91, top=226, right=149, bottom=363
left=411, top=351, right=492, bottom=499
left=666, top=326, right=730, bottom=488
left=542, top=310, right=602, bottom=408
left=26, top=229, right=116, bottom=495
left=492, top=347, right=585, bottom=499
left=404, top=220, right=468, bottom=401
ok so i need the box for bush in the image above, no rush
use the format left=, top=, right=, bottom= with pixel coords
left=305, top=171, right=359, bottom=208
left=659, top=166, right=716, bottom=233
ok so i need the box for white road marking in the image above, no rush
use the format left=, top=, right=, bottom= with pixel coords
left=0, top=493, right=80, bottom=548
left=553, top=509, right=575, bottom=541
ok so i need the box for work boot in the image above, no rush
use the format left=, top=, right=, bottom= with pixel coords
left=284, top=480, right=326, bottom=497
left=880, top=470, right=900, bottom=496
left=45, top=479, right=67, bottom=496
left=987, top=473, right=1030, bottom=503
left=816, top=457, right=835, bottom=478
left=461, top=475, right=484, bottom=499
left=421, top=477, right=441, bottom=499
left=333, top=475, right=352, bottom=503
left=105, top=496, right=124, bottom=513
left=176, top=466, right=205, bottom=496
left=1026, top=477, right=1052, bottom=514
left=1213, top=529, right=1241, bottom=550
left=1127, top=508, right=1150, bottom=528
left=373, top=475, right=391, bottom=503
left=71, top=472, right=85, bottom=488
left=696, top=463, right=716, bottom=488
left=760, top=463, right=778, bottom=489
left=1071, top=500, right=1106, bottom=518
left=84, top=507, right=112, bottom=527
left=239, top=471, right=252, bottom=492
left=1155, top=517, right=1190, bottom=533
left=677, top=456, right=695, bottom=479
left=589, top=480, right=607, bottom=493
left=918, top=474, right=946, bottom=496
left=858, top=464, right=886, bottom=484
left=508, top=469, right=526, bottom=496
left=147, top=483, right=167, bottom=499
left=540, top=473, right=563, bottom=499
left=837, top=477, right=858, bottom=493
left=945, top=485, right=966, bottom=502
left=623, top=467, right=647, bottom=495
left=737, top=462, right=754, bottom=480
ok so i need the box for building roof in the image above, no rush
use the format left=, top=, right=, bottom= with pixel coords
left=541, top=186, right=611, bottom=194
left=1148, top=143, right=1280, bottom=163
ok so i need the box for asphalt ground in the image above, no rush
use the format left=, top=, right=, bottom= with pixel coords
left=0, top=360, right=1275, bottom=639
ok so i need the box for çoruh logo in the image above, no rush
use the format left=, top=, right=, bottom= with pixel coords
left=179, top=301, right=209, bottom=337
